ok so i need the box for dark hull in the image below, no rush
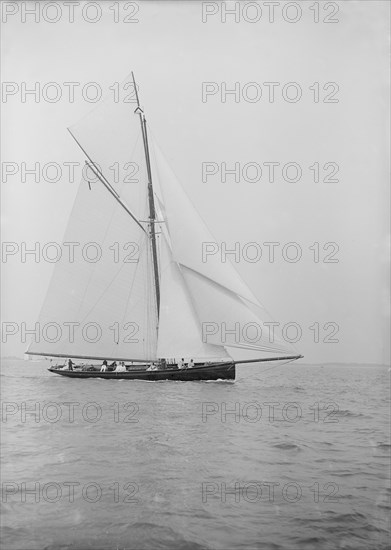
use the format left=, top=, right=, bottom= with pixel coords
left=48, top=362, right=235, bottom=381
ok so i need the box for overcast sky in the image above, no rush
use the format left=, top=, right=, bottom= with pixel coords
left=1, top=0, right=390, bottom=364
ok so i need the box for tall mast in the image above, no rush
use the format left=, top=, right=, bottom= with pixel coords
left=132, top=72, right=160, bottom=319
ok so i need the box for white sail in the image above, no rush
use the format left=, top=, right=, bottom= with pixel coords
left=68, top=74, right=147, bottom=221
left=157, top=233, right=229, bottom=361
left=27, top=174, right=158, bottom=361
left=181, top=266, right=292, bottom=356
left=151, top=139, right=294, bottom=358
left=27, top=75, right=162, bottom=361
left=151, top=142, right=259, bottom=304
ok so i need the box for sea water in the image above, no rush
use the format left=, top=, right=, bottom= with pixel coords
left=1, top=360, right=390, bottom=550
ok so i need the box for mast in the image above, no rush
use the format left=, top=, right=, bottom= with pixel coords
left=132, top=72, right=160, bottom=319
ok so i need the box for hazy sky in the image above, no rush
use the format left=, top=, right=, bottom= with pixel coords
left=1, top=0, right=390, bottom=364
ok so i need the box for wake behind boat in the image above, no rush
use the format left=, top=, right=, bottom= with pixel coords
left=26, top=71, right=302, bottom=381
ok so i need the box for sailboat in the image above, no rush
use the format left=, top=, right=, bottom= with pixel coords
left=26, top=73, right=302, bottom=381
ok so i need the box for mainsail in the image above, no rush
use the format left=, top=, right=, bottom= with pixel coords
left=27, top=78, right=158, bottom=361
left=27, top=73, right=297, bottom=364
left=27, top=172, right=158, bottom=361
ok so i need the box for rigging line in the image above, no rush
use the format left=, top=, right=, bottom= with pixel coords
left=256, top=357, right=299, bottom=378
left=117, top=234, right=149, bottom=351
left=146, top=140, right=172, bottom=252
left=67, top=128, right=147, bottom=235
left=227, top=344, right=293, bottom=355
left=85, top=159, right=148, bottom=235
left=108, top=237, right=149, bottom=355
left=74, top=177, right=124, bottom=324
left=66, top=72, right=137, bottom=127
left=117, top=131, right=145, bottom=217
left=75, top=232, right=145, bottom=330
left=224, top=338, right=291, bottom=351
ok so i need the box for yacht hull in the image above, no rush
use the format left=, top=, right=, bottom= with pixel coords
left=48, top=362, right=235, bottom=381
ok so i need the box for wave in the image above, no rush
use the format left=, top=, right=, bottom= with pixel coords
left=272, top=442, right=301, bottom=451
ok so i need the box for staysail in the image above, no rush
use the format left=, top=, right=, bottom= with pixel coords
left=157, top=233, right=229, bottom=360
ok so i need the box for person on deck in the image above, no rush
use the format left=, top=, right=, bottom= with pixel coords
left=189, top=359, right=194, bottom=368
left=68, top=359, right=74, bottom=371
left=115, top=362, right=126, bottom=372
left=177, top=358, right=186, bottom=370
left=147, top=363, right=158, bottom=371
